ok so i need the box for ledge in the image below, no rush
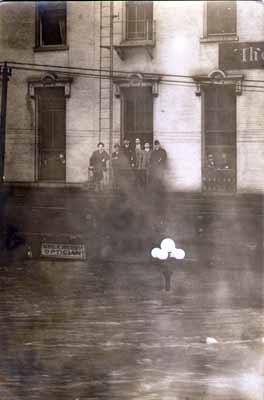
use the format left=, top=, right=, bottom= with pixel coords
left=200, top=34, right=239, bottom=44
left=192, top=70, right=244, bottom=96
left=2, top=182, right=84, bottom=189
left=28, top=73, right=73, bottom=98
left=33, top=45, right=69, bottom=53
left=118, top=39, right=155, bottom=47
left=114, top=39, right=155, bottom=60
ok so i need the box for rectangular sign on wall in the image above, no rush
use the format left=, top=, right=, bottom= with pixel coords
left=219, top=42, right=264, bottom=70
left=41, top=243, right=86, bottom=260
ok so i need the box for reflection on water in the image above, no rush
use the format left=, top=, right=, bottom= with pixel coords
left=0, top=260, right=263, bottom=400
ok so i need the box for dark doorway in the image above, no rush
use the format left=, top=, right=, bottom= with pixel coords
left=36, top=87, right=66, bottom=182
left=202, top=85, right=236, bottom=193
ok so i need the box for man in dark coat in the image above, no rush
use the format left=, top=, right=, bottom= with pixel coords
left=149, top=140, right=167, bottom=186
left=119, top=138, right=136, bottom=188
left=142, top=142, right=152, bottom=185
left=134, top=138, right=143, bottom=169
left=122, top=138, right=136, bottom=169
left=112, top=143, right=123, bottom=189
left=134, top=137, right=145, bottom=188
left=89, top=142, right=109, bottom=191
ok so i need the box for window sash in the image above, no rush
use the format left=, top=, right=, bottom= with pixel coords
left=126, top=1, right=153, bottom=41
left=207, top=1, right=236, bottom=35
left=36, top=2, right=67, bottom=47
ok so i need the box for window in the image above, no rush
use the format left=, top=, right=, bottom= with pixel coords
left=126, top=1, right=153, bottom=41
left=123, top=87, right=153, bottom=146
left=203, top=85, right=236, bottom=192
left=36, top=1, right=67, bottom=48
left=207, top=1, right=236, bottom=35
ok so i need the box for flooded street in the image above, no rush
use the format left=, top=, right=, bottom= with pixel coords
left=1, top=0, right=264, bottom=398
left=0, top=258, right=263, bottom=400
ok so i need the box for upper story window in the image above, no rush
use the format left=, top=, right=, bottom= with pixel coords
left=114, top=1, right=155, bottom=60
left=207, top=1, right=236, bottom=35
left=201, top=1, right=237, bottom=43
left=35, top=1, right=67, bottom=50
left=126, top=1, right=153, bottom=41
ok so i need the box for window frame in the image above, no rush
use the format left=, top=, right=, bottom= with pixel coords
left=121, top=86, right=154, bottom=146
left=201, top=0, right=239, bottom=43
left=34, top=1, right=68, bottom=52
left=124, top=0, right=154, bottom=43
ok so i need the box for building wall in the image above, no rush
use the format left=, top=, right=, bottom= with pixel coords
left=0, top=2, right=35, bottom=181
left=236, top=1, right=264, bottom=192
left=1, top=1, right=100, bottom=183
left=112, top=1, right=204, bottom=191
left=112, top=1, right=264, bottom=192
left=0, top=1, right=264, bottom=192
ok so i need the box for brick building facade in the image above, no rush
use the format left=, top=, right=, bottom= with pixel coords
left=0, top=1, right=264, bottom=193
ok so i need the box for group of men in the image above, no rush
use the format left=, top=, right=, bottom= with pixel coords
left=89, top=138, right=167, bottom=192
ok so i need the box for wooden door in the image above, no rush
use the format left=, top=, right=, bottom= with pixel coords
left=203, top=85, right=236, bottom=192
left=37, top=87, right=66, bottom=181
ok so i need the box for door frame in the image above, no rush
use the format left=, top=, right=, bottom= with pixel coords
left=28, top=74, right=72, bottom=182
left=113, top=73, right=159, bottom=147
left=192, top=70, right=244, bottom=193
left=201, top=83, right=237, bottom=193
left=36, top=87, right=66, bottom=182
left=121, top=86, right=154, bottom=146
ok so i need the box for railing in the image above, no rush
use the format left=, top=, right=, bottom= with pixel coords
left=202, top=168, right=236, bottom=193
left=88, top=167, right=150, bottom=192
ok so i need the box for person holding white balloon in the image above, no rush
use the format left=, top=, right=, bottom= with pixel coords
left=151, top=238, right=185, bottom=261
left=151, top=238, right=186, bottom=291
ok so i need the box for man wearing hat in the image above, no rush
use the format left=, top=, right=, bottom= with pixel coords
left=116, top=138, right=136, bottom=190
left=89, top=142, right=109, bottom=192
left=134, top=138, right=145, bottom=188
left=122, top=138, right=136, bottom=169
left=134, top=138, right=143, bottom=169
left=149, top=140, right=167, bottom=186
left=112, top=143, right=130, bottom=189
left=142, top=142, right=152, bottom=185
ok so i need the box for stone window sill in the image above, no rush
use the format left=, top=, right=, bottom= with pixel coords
left=34, top=45, right=69, bottom=52
left=119, top=39, right=155, bottom=47
left=200, top=34, right=239, bottom=44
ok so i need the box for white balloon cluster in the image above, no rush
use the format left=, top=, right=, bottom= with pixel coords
left=151, top=238, right=185, bottom=261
